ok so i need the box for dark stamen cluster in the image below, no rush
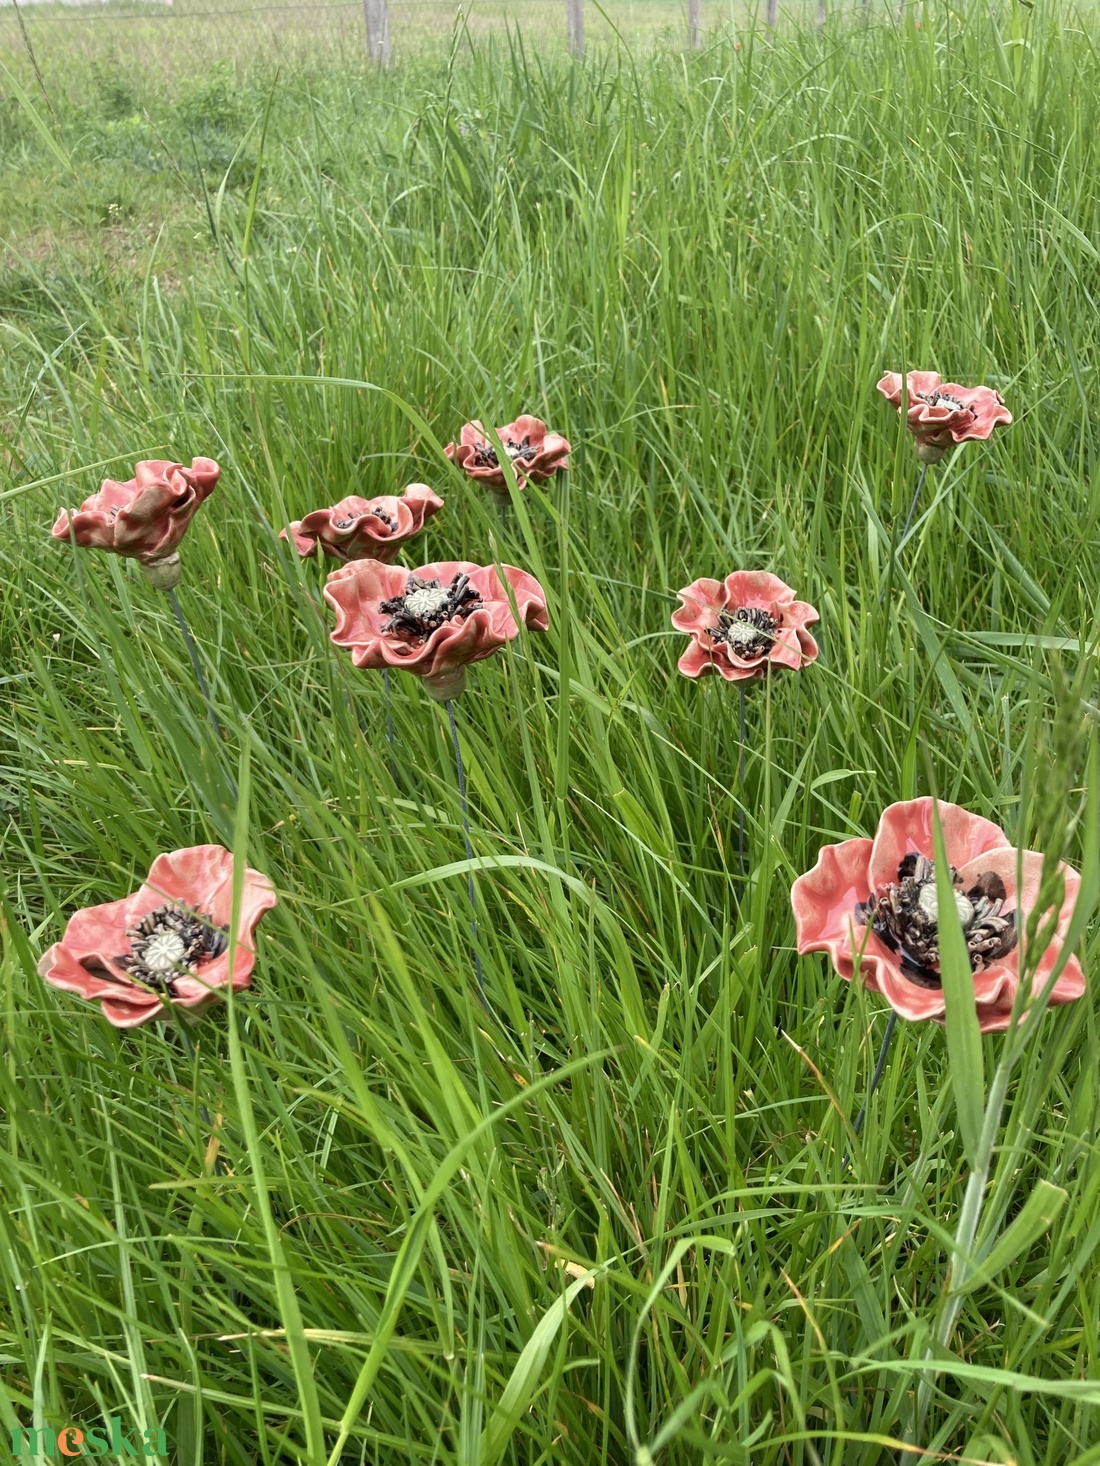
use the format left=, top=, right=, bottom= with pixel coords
left=471, top=436, right=537, bottom=469
left=380, top=573, right=483, bottom=643
left=370, top=507, right=398, bottom=533
left=709, top=605, right=778, bottom=659
left=915, top=389, right=975, bottom=417
left=855, top=852, right=1017, bottom=989
left=115, top=903, right=229, bottom=994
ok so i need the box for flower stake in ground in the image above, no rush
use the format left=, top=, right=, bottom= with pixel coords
left=790, top=795, right=1085, bottom=1137
left=53, top=457, right=225, bottom=738
left=38, top=844, right=277, bottom=1029
left=324, top=558, right=549, bottom=997
left=282, top=484, right=444, bottom=773
left=445, top=415, right=571, bottom=514
left=877, top=371, right=1012, bottom=585
left=673, top=571, right=818, bottom=892
left=792, top=793, right=1088, bottom=1443
left=281, top=483, right=443, bottom=563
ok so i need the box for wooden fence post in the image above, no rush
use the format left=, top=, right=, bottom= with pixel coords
left=567, top=0, right=584, bottom=57
left=364, top=0, right=390, bottom=62
left=689, top=0, right=701, bottom=48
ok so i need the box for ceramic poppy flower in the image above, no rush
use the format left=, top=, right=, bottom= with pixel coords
left=38, top=846, right=277, bottom=1029
left=791, top=797, right=1085, bottom=1033
left=877, top=372, right=1012, bottom=463
left=672, top=571, right=819, bottom=682
left=52, top=458, right=220, bottom=590
left=324, top=557, right=549, bottom=700
left=445, top=416, right=571, bottom=495
left=281, top=484, right=443, bottom=564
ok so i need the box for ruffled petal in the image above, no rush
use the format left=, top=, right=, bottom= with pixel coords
left=671, top=579, right=726, bottom=635
left=868, top=798, right=1010, bottom=893
left=723, top=570, right=796, bottom=608
left=791, top=838, right=874, bottom=980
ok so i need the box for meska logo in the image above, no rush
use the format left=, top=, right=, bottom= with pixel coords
left=9, top=1419, right=167, bottom=1458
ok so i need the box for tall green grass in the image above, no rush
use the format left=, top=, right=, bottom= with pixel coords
left=2, top=4, right=1100, bottom=1461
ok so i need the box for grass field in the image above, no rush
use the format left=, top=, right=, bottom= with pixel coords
left=2, top=2, right=1100, bottom=1462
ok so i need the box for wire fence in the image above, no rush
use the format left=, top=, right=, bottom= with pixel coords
left=1, top=0, right=832, bottom=73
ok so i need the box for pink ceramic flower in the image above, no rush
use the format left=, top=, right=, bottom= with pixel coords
left=877, top=372, right=1012, bottom=463
left=791, top=798, right=1085, bottom=1033
left=281, top=484, right=443, bottom=564
left=672, top=571, right=819, bottom=682
left=324, top=558, right=549, bottom=700
left=52, top=458, right=220, bottom=587
left=38, top=845, right=277, bottom=1029
left=445, top=416, right=571, bottom=495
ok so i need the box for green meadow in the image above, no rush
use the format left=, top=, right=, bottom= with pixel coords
left=2, top=2, right=1100, bottom=1461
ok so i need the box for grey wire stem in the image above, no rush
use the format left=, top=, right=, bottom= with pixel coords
left=899, top=461, right=930, bottom=546
left=168, top=587, right=224, bottom=743
left=177, top=1023, right=236, bottom=1305
left=446, top=698, right=487, bottom=1002
left=177, top=1023, right=214, bottom=1134
left=736, top=685, right=746, bottom=902
left=880, top=462, right=929, bottom=605
left=383, top=667, right=397, bottom=783
left=842, top=1008, right=899, bottom=1168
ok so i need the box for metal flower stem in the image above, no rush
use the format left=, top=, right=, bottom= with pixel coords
left=177, top=1023, right=236, bottom=1306
left=899, top=461, right=930, bottom=545
left=736, top=685, right=747, bottom=900
left=383, top=668, right=397, bottom=782
left=177, top=1022, right=214, bottom=1131
left=842, top=1008, right=898, bottom=1168
left=167, top=588, right=224, bottom=743
left=880, top=462, right=929, bottom=606
left=446, top=698, right=486, bottom=1000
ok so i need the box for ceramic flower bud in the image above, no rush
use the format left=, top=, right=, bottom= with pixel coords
left=790, top=797, right=1085, bottom=1033
left=877, top=372, right=1012, bottom=463
left=672, top=571, right=819, bottom=682
left=52, top=457, right=220, bottom=590
left=38, top=845, right=277, bottom=1029
left=445, top=415, right=571, bottom=501
left=281, top=484, right=444, bottom=564
left=324, top=557, right=549, bottom=700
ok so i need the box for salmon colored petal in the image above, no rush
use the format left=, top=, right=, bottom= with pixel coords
left=326, top=557, right=548, bottom=684
left=970, top=963, right=1018, bottom=1009
left=284, top=487, right=442, bottom=564
left=791, top=838, right=875, bottom=978
left=1039, top=947, right=1087, bottom=1005
left=673, top=572, right=818, bottom=682
left=767, top=627, right=804, bottom=670
left=876, top=371, right=906, bottom=405
left=867, top=798, right=1011, bottom=893
left=723, top=571, right=796, bottom=608
left=38, top=845, right=276, bottom=1029
left=447, top=416, right=569, bottom=489
left=973, top=947, right=1084, bottom=1033
left=878, top=371, right=1010, bottom=449
left=870, top=960, right=948, bottom=1022
left=786, top=600, right=821, bottom=633
left=50, top=457, right=218, bottom=562
left=953, top=846, right=1062, bottom=923
left=796, top=627, right=819, bottom=663
left=794, top=797, right=1086, bottom=1029
left=677, top=641, right=720, bottom=678
left=99, top=997, right=167, bottom=1028
left=54, top=895, right=132, bottom=954
left=672, top=580, right=727, bottom=634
